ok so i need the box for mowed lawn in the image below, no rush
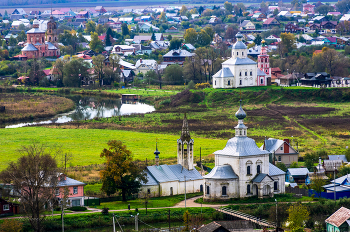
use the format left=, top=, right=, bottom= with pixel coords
left=0, top=127, right=227, bottom=170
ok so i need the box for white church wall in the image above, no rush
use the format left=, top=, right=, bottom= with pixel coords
left=177, top=179, right=203, bottom=195
left=271, top=174, right=286, bottom=194
left=204, top=179, right=239, bottom=200
left=160, top=181, right=179, bottom=196
left=140, top=185, right=160, bottom=197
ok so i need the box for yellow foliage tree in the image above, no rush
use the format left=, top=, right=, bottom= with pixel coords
left=0, top=219, right=23, bottom=232
left=287, top=203, right=310, bottom=231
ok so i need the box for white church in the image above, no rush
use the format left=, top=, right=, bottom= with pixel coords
left=203, top=101, right=285, bottom=200
left=213, top=32, right=270, bottom=88
left=140, top=102, right=285, bottom=199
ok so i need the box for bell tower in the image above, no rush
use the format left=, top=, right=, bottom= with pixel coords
left=177, top=113, right=194, bottom=170
left=46, top=15, right=58, bottom=43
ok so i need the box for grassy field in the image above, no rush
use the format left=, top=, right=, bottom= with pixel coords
left=0, top=127, right=227, bottom=171
left=0, top=93, right=75, bottom=123
left=97, top=192, right=203, bottom=210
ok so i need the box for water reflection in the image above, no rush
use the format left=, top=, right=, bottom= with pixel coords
left=4, top=95, right=155, bottom=128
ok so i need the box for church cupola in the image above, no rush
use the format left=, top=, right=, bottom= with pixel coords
left=33, top=18, right=40, bottom=29
left=177, top=113, right=194, bottom=170
left=235, top=100, right=248, bottom=137
left=154, top=143, right=160, bottom=166
left=232, top=32, right=247, bottom=59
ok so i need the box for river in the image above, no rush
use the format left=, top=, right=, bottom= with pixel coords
left=4, top=94, right=155, bottom=129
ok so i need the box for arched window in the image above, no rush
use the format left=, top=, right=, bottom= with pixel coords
left=247, top=166, right=251, bottom=175
left=242, top=52, right=244, bottom=56
left=257, top=165, right=261, bottom=174
left=206, top=186, right=210, bottom=194
left=237, top=52, right=238, bottom=55
left=261, top=78, right=264, bottom=84
left=239, top=72, right=242, bottom=76
left=170, top=187, right=173, bottom=196
left=250, top=71, right=252, bottom=76
left=274, top=182, right=278, bottom=191
left=247, top=185, right=251, bottom=194
left=222, top=186, right=227, bottom=196
left=244, top=130, right=246, bottom=135
left=215, top=80, right=216, bottom=85
left=240, top=79, right=242, bottom=85
left=147, top=188, right=150, bottom=194
left=245, top=72, right=247, bottom=76
left=240, top=130, right=242, bottom=135
left=228, top=80, right=230, bottom=85
left=200, top=185, right=203, bottom=192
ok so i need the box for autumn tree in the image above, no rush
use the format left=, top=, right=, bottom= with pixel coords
left=0, top=219, right=23, bottom=232
left=100, top=140, right=147, bottom=201
left=225, top=26, right=236, bottom=40
left=279, top=33, right=296, bottom=55
left=0, top=143, right=60, bottom=232
left=28, top=58, right=45, bottom=86
left=224, top=1, right=233, bottom=13
left=89, top=32, right=104, bottom=53
left=96, top=24, right=105, bottom=35
left=159, top=12, right=167, bottom=23
left=287, top=203, right=310, bottom=231
left=180, top=5, right=188, bottom=16
left=85, top=20, right=96, bottom=34
left=183, top=57, right=201, bottom=83
left=197, top=29, right=211, bottom=46
left=184, top=28, right=198, bottom=45
left=310, top=174, right=326, bottom=197
left=204, top=27, right=214, bottom=41
left=260, top=1, right=269, bottom=14
left=234, top=3, right=246, bottom=16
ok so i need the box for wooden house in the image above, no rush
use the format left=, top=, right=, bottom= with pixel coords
left=325, top=207, right=350, bottom=232
left=0, top=198, right=19, bottom=217
left=263, top=18, right=280, bottom=29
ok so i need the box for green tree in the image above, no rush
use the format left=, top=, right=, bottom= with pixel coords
left=315, top=4, right=334, bottom=14
left=144, top=70, right=157, bottom=85
left=183, top=56, right=201, bottom=83
left=304, top=152, right=318, bottom=171
left=85, top=20, right=96, bottom=34
left=260, top=1, right=268, bottom=13
left=310, top=174, right=326, bottom=197
left=167, top=35, right=172, bottom=41
left=17, top=30, right=26, bottom=42
left=169, top=38, right=183, bottom=50
left=159, top=12, right=167, bottom=23
left=63, top=58, right=89, bottom=87
left=254, top=34, right=262, bottom=45
left=289, top=161, right=299, bottom=168
left=100, top=140, right=147, bottom=201
left=224, top=1, right=233, bottom=13
left=58, top=30, right=78, bottom=52
left=273, top=8, right=279, bottom=16
left=336, top=0, right=350, bottom=14
left=8, top=35, right=17, bottom=46
left=204, top=27, right=214, bottom=41
left=0, top=143, right=60, bottom=232
left=183, top=210, right=190, bottom=231
left=234, top=3, right=246, bottom=15
left=92, top=54, right=105, bottom=86
left=164, top=64, right=183, bottom=85
left=197, top=29, right=211, bottom=46
left=151, top=32, right=156, bottom=41
left=198, top=6, right=204, bottom=14
left=105, top=27, right=114, bottom=46
left=96, top=24, right=105, bottom=35
left=287, top=203, right=310, bottom=231
left=276, top=162, right=287, bottom=172
left=28, top=58, right=45, bottom=86
left=184, top=28, right=198, bottom=45
left=89, top=32, right=104, bottom=53
left=4, top=10, right=8, bottom=18
left=121, top=23, right=129, bottom=36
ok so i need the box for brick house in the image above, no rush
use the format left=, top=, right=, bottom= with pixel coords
left=55, top=174, right=85, bottom=207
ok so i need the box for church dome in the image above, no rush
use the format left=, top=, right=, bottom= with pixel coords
left=235, top=100, right=246, bottom=120
left=236, top=32, right=243, bottom=39
left=33, top=18, right=39, bottom=25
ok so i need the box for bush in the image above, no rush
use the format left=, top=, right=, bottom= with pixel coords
left=101, top=207, right=109, bottom=215
left=195, top=82, right=211, bottom=89
left=68, top=206, right=87, bottom=211
left=0, top=219, right=23, bottom=232
left=186, top=80, right=195, bottom=90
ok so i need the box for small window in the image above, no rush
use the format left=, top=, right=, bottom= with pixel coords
left=55, top=189, right=59, bottom=196
left=228, top=80, right=230, bottom=85
left=245, top=72, right=247, bottom=76
left=215, top=80, right=216, bottom=85
left=3, top=204, right=9, bottom=211
left=247, top=185, right=251, bottom=194
left=280, top=147, right=283, bottom=150
left=240, top=80, right=242, bottom=85
left=257, top=165, right=261, bottom=174
left=278, top=156, right=281, bottom=161
left=247, top=166, right=251, bottom=175
left=72, top=199, right=80, bottom=207
left=237, top=52, right=238, bottom=55
left=250, top=71, right=252, bottom=76
left=222, top=186, right=227, bottom=196
left=242, top=52, right=244, bottom=56
left=274, top=182, right=278, bottom=191
left=261, top=78, right=263, bottom=84
left=170, top=187, right=173, bottom=196
left=206, top=186, right=210, bottom=194
left=239, top=72, right=242, bottom=76
left=147, top=189, right=150, bottom=194
left=73, top=187, right=78, bottom=194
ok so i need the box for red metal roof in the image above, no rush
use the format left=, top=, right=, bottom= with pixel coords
left=326, top=207, right=350, bottom=228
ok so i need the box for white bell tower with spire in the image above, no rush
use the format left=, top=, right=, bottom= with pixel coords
left=177, top=113, right=194, bottom=170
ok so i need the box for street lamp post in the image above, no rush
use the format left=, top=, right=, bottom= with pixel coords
left=275, top=199, right=278, bottom=228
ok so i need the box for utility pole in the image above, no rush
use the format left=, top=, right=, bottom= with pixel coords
left=275, top=199, right=278, bottom=228
left=113, top=213, right=116, bottom=232
left=135, top=213, right=139, bottom=231
left=200, top=147, right=203, bottom=176
left=184, top=175, right=186, bottom=208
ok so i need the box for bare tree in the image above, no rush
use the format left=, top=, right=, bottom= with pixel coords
left=0, top=143, right=61, bottom=232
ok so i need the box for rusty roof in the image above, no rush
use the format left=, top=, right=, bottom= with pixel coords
left=325, top=207, right=350, bottom=228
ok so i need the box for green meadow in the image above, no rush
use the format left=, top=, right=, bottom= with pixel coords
left=0, top=127, right=227, bottom=171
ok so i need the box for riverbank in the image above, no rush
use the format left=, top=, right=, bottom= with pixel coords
left=0, top=93, right=75, bottom=123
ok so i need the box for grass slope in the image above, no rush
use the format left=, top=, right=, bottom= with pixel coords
left=0, top=127, right=227, bottom=170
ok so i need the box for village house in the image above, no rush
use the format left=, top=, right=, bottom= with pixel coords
left=262, top=138, right=299, bottom=166
left=56, top=173, right=86, bottom=207
left=0, top=198, right=19, bottom=217
left=135, top=59, right=158, bottom=75
left=112, top=45, right=136, bottom=55
left=300, top=72, right=332, bottom=87
left=163, top=49, right=193, bottom=65
left=285, top=22, right=303, bottom=33
left=286, top=168, right=311, bottom=184
left=325, top=207, right=350, bottom=232
left=263, top=18, right=280, bottom=29
left=239, top=20, right=256, bottom=30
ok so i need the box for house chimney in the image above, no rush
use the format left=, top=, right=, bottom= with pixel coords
left=140, top=58, right=142, bottom=63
